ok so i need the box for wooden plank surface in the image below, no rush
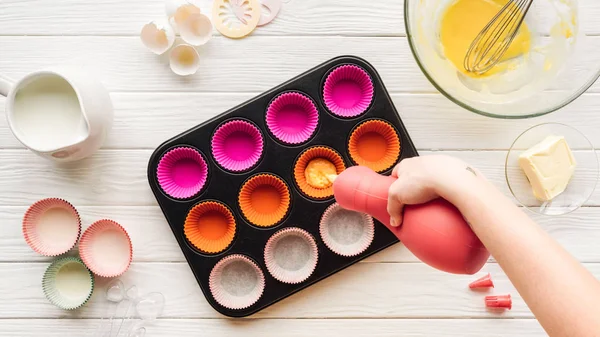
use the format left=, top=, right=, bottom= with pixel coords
left=1, top=262, right=598, bottom=319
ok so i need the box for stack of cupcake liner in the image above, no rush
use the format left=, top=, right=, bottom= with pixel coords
left=22, top=198, right=133, bottom=310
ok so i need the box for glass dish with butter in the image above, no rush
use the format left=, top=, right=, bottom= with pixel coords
left=506, top=123, right=599, bottom=215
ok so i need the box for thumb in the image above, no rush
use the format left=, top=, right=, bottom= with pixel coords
left=387, top=180, right=405, bottom=227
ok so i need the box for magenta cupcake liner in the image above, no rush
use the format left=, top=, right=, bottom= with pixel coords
left=157, top=147, right=208, bottom=199
left=22, top=198, right=82, bottom=256
left=264, top=227, right=318, bottom=284
left=323, top=65, right=374, bottom=118
left=266, top=92, right=319, bottom=145
left=209, top=254, right=265, bottom=310
left=212, top=120, right=264, bottom=172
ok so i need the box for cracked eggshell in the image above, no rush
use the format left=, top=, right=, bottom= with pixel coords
left=141, top=19, right=176, bottom=55
left=165, top=0, right=190, bottom=17
left=179, top=13, right=213, bottom=46
left=169, top=44, right=200, bottom=76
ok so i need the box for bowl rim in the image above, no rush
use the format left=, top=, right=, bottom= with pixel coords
left=504, top=122, right=599, bottom=215
left=403, top=1, right=600, bottom=120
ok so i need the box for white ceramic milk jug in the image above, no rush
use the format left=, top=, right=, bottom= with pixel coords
left=0, top=67, right=113, bottom=162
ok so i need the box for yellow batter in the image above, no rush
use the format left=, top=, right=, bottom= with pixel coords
left=305, top=158, right=337, bottom=189
left=440, top=0, right=532, bottom=77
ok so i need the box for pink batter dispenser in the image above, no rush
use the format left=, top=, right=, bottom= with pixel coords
left=333, top=166, right=490, bottom=275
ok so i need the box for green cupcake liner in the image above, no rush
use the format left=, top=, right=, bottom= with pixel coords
left=42, top=257, right=95, bottom=310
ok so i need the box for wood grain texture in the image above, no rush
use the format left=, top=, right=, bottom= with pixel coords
left=1, top=262, right=598, bottom=319
left=0, top=319, right=546, bottom=336
left=1, top=0, right=599, bottom=36
left=0, top=36, right=598, bottom=94
left=2, top=205, right=600, bottom=263
left=0, top=149, right=598, bottom=206
left=0, top=93, right=599, bottom=150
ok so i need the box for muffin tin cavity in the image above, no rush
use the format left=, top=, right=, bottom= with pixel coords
left=148, top=56, right=419, bottom=318
left=323, top=64, right=374, bottom=118
left=211, top=120, right=264, bottom=172
left=184, top=201, right=236, bottom=254
left=294, top=146, right=346, bottom=200
left=349, top=119, right=401, bottom=172
left=266, top=91, right=319, bottom=145
left=157, top=147, right=208, bottom=199
left=264, top=227, right=318, bottom=284
left=239, top=174, right=291, bottom=228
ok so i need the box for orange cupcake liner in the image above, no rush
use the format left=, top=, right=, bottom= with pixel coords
left=184, top=201, right=236, bottom=254
left=239, top=174, right=291, bottom=228
left=294, top=146, right=346, bottom=199
left=348, top=120, right=401, bottom=172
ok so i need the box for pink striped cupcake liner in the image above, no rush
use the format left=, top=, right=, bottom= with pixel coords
left=157, top=147, right=208, bottom=199
left=22, top=198, right=81, bottom=256
left=79, top=219, right=133, bottom=277
left=323, top=65, right=374, bottom=118
left=209, top=254, right=265, bottom=310
left=264, top=227, right=318, bottom=284
left=211, top=120, right=264, bottom=172
left=266, top=92, right=319, bottom=145
left=320, top=203, right=374, bottom=257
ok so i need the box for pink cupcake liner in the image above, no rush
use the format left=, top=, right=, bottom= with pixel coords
left=211, top=120, right=264, bottom=172
left=264, top=227, right=318, bottom=284
left=266, top=92, right=319, bottom=145
left=22, top=198, right=81, bottom=256
left=320, top=203, right=374, bottom=257
left=323, top=65, right=374, bottom=118
left=79, top=219, right=133, bottom=277
left=157, top=147, right=208, bottom=199
left=209, top=254, right=265, bottom=310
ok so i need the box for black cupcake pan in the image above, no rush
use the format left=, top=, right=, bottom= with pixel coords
left=147, top=56, right=419, bottom=317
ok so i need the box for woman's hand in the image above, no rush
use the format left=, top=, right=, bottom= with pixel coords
left=386, top=155, right=479, bottom=227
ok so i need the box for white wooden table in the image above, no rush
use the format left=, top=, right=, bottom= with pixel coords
left=1, top=0, right=599, bottom=335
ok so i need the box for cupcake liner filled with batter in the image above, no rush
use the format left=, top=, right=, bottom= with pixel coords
left=157, top=146, right=209, bottom=199
left=211, top=120, right=264, bottom=172
left=264, top=227, right=318, bottom=284
left=323, top=64, right=374, bottom=118
left=320, top=203, right=374, bottom=257
left=209, top=254, right=265, bottom=310
left=184, top=201, right=236, bottom=254
left=348, top=119, right=401, bottom=172
left=266, top=92, right=319, bottom=145
left=239, top=174, right=291, bottom=228
left=294, top=146, right=346, bottom=199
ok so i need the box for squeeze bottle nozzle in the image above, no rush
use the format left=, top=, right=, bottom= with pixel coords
left=332, top=166, right=490, bottom=275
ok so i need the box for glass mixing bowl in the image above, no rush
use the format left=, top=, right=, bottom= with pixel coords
left=405, top=0, right=600, bottom=119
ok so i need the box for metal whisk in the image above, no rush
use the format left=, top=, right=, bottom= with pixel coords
left=464, top=0, right=533, bottom=74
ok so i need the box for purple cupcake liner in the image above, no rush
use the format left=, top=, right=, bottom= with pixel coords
left=266, top=92, right=319, bottom=145
left=157, top=147, right=208, bottom=199
left=323, top=65, right=374, bottom=118
left=212, top=120, right=264, bottom=172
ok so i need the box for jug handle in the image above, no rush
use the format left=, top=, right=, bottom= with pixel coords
left=0, top=74, right=14, bottom=97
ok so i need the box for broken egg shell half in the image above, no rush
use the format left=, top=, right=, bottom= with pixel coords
left=180, top=13, right=213, bottom=46
left=165, top=0, right=192, bottom=17
left=169, top=44, right=200, bottom=76
left=141, top=19, right=176, bottom=55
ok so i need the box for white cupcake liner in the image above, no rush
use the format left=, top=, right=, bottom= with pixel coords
left=320, top=203, right=374, bottom=257
left=209, top=254, right=265, bottom=310
left=264, top=227, right=318, bottom=284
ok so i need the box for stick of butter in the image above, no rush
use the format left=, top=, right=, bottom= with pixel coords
left=518, top=135, right=577, bottom=201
